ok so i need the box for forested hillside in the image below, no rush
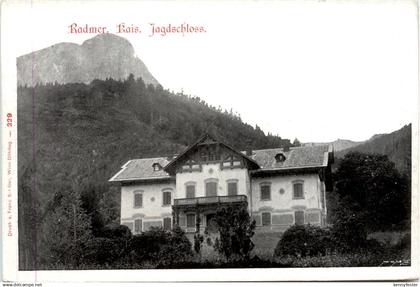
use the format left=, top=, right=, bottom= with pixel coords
left=17, top=76, right=291, bottom=269
left=335, top=124, right=411, bottom=176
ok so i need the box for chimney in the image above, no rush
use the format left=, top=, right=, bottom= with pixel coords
left=246, top=149, right=253, bottom=156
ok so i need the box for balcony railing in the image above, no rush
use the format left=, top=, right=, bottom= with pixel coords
left=174, top=195, right=247, bottom=206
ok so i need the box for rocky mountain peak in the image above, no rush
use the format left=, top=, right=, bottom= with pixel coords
left=17, top=33, right=159, bottom=87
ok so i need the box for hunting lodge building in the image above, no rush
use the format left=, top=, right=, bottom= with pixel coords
left=110, top=134, right=334, bottom=234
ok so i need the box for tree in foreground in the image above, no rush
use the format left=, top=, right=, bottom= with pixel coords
left=210, top=204, right=256, bottom=260
left=333, top=152, right=410, bottom=231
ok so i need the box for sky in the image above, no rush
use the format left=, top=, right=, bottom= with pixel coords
left=2, top=0, right=418, bottom=142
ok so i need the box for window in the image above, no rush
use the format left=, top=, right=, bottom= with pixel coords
left=275, top=153, right=286, bottom=162
left=260, top=183, right=271, bottom=200
left=262, top=212, right=271, bottom=226
left=182, top=159, right=200, bottom=172
left=187, top=214, right=196, bottom=228
left=162, top=191, right=171, bottom=206
left=200, top=145, right=220, bottom=162
left=163, top=217, right=172, bottom=231
left=153, top=163, right=162, bottom=171
left=222, top=155, right=242, bottom=168
left=227, top=181, right=238, bottom=196
left=134, top=192, right=143, bottom=208
left=205, top=181, right=218, bottom=197
left=134, top=219, right=142, bottom=233
left=293, top=182, right=304, bottom=199
left=186, top=184, right=196, bottom=198
left=295, top=211, right=305, bottom=225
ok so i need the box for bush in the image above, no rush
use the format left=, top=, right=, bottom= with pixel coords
left=274, top=225, right=332, bottom=257
left=130, top=226, right=193, bottom=266
left=275, top=252, right=384, bottom=267
left=83, top=237, right=130, bottom=265
left=100, top=223, right=132, bottom=239
left=80, top=224, right=133, bottom=266
left=212, top=204, right=256, bottom=260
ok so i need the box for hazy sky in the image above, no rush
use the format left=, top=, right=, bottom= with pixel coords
left=3, top=0, right=418, bottom=142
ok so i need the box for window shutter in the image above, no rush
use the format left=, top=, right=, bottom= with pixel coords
left=206, top=182, right=217, bottom=197
left=163, top=191, right=171, bottom=205
left=187, top=214, right=196, bottom=228
left=262, top=213, right=271, bottom=226
left=260, top=185, right=271, bottom=200
left=134, top=219, right=142, bottom=233
left=228, top=182, right=238, bottom=196
left=163, top=218, right=172, bottom=231
left=293, top=183, right=304, bottom=198
left=134, top=193, right=143, bottom=208
left=295, top=211, right=305, bottom=225
left=186, top=185, right=195, bottom=198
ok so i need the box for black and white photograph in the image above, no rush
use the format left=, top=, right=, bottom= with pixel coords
left=1, top=0, right=419, bottom=283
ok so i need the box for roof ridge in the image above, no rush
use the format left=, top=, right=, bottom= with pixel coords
left=252, top=147, right=283, bottom=152
left=129, top=156, right=170, bottom=161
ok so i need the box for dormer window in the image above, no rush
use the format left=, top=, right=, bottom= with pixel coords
left=152, top=163, right=162, bottom=171
left=275, top=153, right=286, bottom=162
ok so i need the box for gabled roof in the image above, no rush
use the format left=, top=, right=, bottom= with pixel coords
left=109, top=157, right=172, bottom=182
left=250, top=145, right=333, bottom=171
left=163, top=133, right=260, bottom=174
left=109, top=136, right=333, bottom=183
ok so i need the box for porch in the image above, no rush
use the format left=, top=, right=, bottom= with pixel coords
left=172, top=195, right=248, bottom=233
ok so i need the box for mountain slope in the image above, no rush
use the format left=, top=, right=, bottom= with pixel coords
left=336, top=124, right=412, bottom=175
left=17, top=33, right=159, bottom=87
left=304, top=139, right=362, bottom=152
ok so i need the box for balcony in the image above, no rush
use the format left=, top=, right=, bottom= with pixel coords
left=174, top=195, right=247, bottom=207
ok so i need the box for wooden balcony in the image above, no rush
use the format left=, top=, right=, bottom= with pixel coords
left=174, top=195, right=247, bottom=207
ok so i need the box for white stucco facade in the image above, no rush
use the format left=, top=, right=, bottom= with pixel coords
left=175, top=163, right=250, bottom=198
left=111, top=134, right=333, bottom=235
left=120, top=181, right=176, bottom=233
left=250, top=174, right=327, bottom=231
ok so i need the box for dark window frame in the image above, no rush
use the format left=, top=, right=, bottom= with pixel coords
left=186, top=214, right=196, bottom=228
left=133, top=191, right=143, bottom=208
left=262, top=212, right=271, bottom=226
left=294, top=210, right=305, bottom=225
left=293, top=181, right=305, bottom=199
left=162, top=190, right=172, bottom=206
left=227, top=180, right=238, bottom=196
left=185, top=182, right=196, bottom=198
left=134, top=218, right=143, bottom=233
left=260, top=183, right=271, bottom=201
left=205, top=179, right=218, bottom=197
left=163, top=217, right=172, bottom=231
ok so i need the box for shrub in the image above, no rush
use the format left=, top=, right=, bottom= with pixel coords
left=100, top=223, right=132, bottom=239
left=80, top=224, right=133, bottom=266
left=83, top=237, right=129, bottom=265
left=395, top=232, right=411, bottom=250
left=275, top=252, right=384, bottom=267
left=194, top=233, right=204, bottom=254
left=130, top=226, right=193, bottom=266
left=212, top=204, right=256, bottom=260
left=274, top=224, right=332, bottom=257
left=157, top=226, right=194, bottom=266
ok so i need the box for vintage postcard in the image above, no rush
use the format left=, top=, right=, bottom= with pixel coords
left=1, top=0, right=419, bottom=283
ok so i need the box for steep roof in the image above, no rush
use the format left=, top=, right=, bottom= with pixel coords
left=163, top=133, right=260, bottom=174
left=109, top=140, right=333, bottom=182
left=109, top=157, right=171, bottom=182
left=249, top=145, right=332, bottom=172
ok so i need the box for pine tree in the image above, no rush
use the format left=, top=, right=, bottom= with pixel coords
left=40, top=187, right=92, bottom=268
